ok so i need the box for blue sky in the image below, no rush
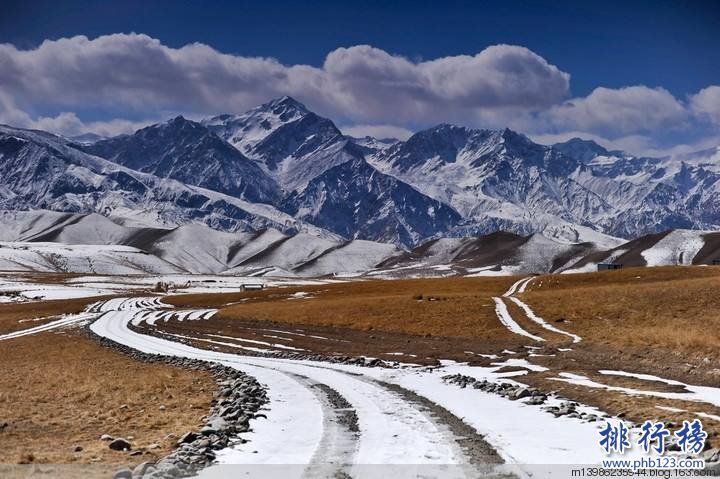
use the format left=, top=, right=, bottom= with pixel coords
left=1, top=0, right=718, bottom=155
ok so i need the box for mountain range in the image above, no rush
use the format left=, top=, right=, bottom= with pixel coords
left=1, top=210, right=719, bottom=276
left=1, top=95, right=720, bottom=250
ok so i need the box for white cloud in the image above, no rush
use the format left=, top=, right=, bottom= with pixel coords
left=341, top=124, right=414, bottom=140
left=0, top=92, right=152, bottom=137
left=0, top=33, right=717, bottom=155
left=318, top=44, right=570, bottom=123
left=540, top=86, right=689, bottom=137
left=0, top=34, right=570, bottom=128
left=690, top=85, right=720, bottom=125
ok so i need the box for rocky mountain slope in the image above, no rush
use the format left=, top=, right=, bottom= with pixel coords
left=83, top=116, right=280, bottom=203
left=282, top=157, right=461, bottom=247
left=1, top=96, right=719, bottom=250
left=367, top=125, right=720, bottom=243
left=0, top=124, right=330, bottom=237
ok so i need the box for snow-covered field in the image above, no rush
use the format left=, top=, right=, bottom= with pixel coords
left=86, top=295, right=648, bottom=475
left=0, top=272, right=338, bottom=305
left=0, top=273, right=119, bottom=302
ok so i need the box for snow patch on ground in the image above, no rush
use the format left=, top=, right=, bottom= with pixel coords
left=553, top=371, right=720, bottom=408
left=641, top=230, right=707, bottom=266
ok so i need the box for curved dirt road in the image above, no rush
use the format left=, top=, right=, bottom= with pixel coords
left=89, top=297, right=502, bottom=478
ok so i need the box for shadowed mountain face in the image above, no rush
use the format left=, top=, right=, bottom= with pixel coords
left=2, top=96, right=720, bottom=248
left=282, top=157, right=462, bottom=247
left=82, top=116, right=281, bottom=203
left=0, top=124, right=323, bottom=237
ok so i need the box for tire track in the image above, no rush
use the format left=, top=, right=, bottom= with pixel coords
left=0, top=312, right=98, bottom=341
left=499, top=276, right=582, bottom=343
left=507, top=296, right=581, bottom=343
left=492, top=296, right=545, bottom=342
left=89, top=297, right=508, bottom=478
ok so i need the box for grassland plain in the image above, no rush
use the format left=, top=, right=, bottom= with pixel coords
left=4, top=266, right=720, bottom=464
left=0, top=296, right=113, bottom=334
left=160, top=267, right=720, bottom=443
left=0, top=330, right=215, bottom=465
left=521, top=266, right=720, bottom=355
left=167, top=276, right=520, bottom=339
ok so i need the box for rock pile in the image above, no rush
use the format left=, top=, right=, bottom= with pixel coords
left=543, top=401, right=600, bottom=421
left=85, top=331, right=268, bottom=479
left=136, top=364, right=268, bottom=479
left=441, top=374, right=549, bottom=405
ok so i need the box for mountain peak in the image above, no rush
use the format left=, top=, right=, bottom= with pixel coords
left=425, top=123, right=467, bottom=134
left=559, top=137, right=608, bottom=151
left=553, top=137, right=613, bottom=163
left=500, top=127, right=530, bottom=143
left=81, top=115, right=280, bottom=203
left=260, top=95, right=309, bottom=116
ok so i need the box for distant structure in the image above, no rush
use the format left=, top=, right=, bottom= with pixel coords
left=241, top=283, right=265, bottom=291
left=598, top=263, right=623, bottom=271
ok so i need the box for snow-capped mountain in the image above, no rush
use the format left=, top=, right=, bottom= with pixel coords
left=553, top=140, right=720, bottom=238
left=367, top=125, right=616, bottom=244
left=200, top=97, right=460, bottom=246
left=368, top=124, right=720, bottom=244
left=83, top=116, right=280, bottom=203
left=202, top=96, right=352, bottom=192
left=282, top=157, right=462, bottom=246
left=0, top=124, right=329, bottom=237
left=2, top=96, right=720, bottom=250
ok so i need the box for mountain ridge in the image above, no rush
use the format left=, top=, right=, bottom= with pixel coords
left=1, top=96, right=719, bottom=249
left=2, top=210, right=718, bottom=277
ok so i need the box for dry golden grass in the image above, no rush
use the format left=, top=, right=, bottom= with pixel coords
left=169, top=276, right=522, bottom=340
left=531, top=265, right=720, bottom=290
left=0, top=331, right=215, bottom=465
left=522, top=266, right=720, bottom=356
left=160, top=268, right=720, bottom=443
left=0, top=296, right=114, bottom=335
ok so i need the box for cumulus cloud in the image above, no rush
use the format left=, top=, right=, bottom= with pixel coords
left=690, top=86, right=720, bottom=125
left=0, top=92, right=152, bottom=137
left=0, top=34, right=570, bottom=128
left=0, top=33, right=718, bottom=156
left=318, top=44, right=570, bottom=123
left=540, top=86, right=689, bottom=137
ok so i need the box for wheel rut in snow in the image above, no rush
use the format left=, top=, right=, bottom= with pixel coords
left=90, top=297, right=513, bottom=476
left=376, top=380, right=505, bottom=471
left=311, top=383, right=360, bottom=434
left=269, top=358, right=510, bottom=476
left=284, top=371, right=360, bottom=478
